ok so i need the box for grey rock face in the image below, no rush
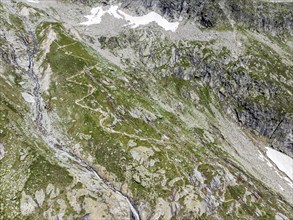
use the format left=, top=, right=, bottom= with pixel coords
left=227, top=0, right=293, bottom=35
left=190, top=54, right=293, bottom=157
left=192, top=58, right=292, bottom=157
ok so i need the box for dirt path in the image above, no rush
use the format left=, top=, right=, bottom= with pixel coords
left=67, top=71, right=173, bottom=146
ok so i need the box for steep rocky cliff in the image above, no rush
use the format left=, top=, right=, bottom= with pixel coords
left=0, top=0, right=293, bottom=219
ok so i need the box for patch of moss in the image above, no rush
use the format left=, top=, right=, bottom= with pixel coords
left=9, top=14, right=24, bottom=31
left=24, top=156, right=73, bottom=194
left=197, top=164, right=214, bottom=184
left=227, top=185, right=246, bottom=200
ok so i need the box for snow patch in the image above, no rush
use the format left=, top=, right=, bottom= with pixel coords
left=108, top=5, right=124, bottom=19
left=80, top=5, right=179, bottom=32
left=266, top=147, right=293, bottom=181
left=81, top=6, right=106, bottom=25
left=118, top=10, right=179, bottom=32
left=27, top=0, right=39, bottom=3
left=22, top=92, right=35, bottom=103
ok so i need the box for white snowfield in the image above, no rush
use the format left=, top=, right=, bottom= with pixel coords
left=80, top=5, right=179, bottom=32
left=266, top=147, right=293, bottom=181
left=27, top=0, right=39, bottom=3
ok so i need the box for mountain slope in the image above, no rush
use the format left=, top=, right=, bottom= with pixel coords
left=0, top=0, right=292, bottom=219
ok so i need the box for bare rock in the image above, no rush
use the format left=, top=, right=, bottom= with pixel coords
left=0, top=143, right=5, bottom=160
left=35, top=189, right=45, bottom=207
left=20, top=192, right=38, bottom=216
left=130, top=146, right=154, bottom=165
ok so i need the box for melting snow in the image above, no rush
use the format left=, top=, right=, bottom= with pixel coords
left=27, top=0, right=39, bottom=3
left=118, top=10, right=179, bottom=32
left=108, top=5, right=124, bottom=19
left=266, top=147, right=293, bottom=181
left=81, top=6, right=106, bottom=25
left=80, top=5, right=179, bottom=32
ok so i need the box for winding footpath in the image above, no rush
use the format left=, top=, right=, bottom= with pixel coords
left=24, top=27, right=140, bottom=220
left=66, top=71, right=173, bottom=146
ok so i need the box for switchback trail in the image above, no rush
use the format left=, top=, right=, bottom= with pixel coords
left=24, top=24, right=140, bottom=220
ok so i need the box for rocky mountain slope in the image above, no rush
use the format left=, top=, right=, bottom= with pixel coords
left=0, top=0, right=292, bottom=219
